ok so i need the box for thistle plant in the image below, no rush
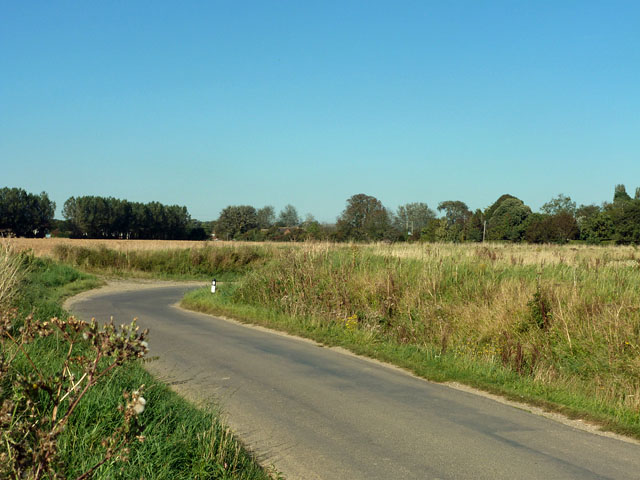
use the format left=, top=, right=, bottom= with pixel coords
left=0, top=307, right=150, bottom=479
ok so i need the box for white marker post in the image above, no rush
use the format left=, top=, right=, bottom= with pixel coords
left=211, top=278, right=217, bottom=293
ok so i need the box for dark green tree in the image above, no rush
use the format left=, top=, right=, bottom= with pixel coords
left=62, top=196, right=191, bottom=239
left=437, top=200, right=471, bottom=242
left=610, top=199, right=640, bottom=244
left=614, top=184, right=631, bottom=203
left=336, top=194, right=393, bottom=241
left=0, top=188, right=55, bottom=237
left=524, top=212, right=579, bottom=244
left=486, top=198, right=531, bottom=242
left=215, top=205, right=258, bottom=240
left=464, top=209, right=484, bottom=242
left=484, top=194, right=518, bottom=223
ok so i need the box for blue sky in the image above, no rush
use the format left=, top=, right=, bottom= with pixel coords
left=1, top=1, right=639, bottom=222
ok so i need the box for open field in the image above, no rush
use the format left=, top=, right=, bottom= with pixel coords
left=8, top=237, right=640, bottom=268
left=6, top=237, right=222, bottom=257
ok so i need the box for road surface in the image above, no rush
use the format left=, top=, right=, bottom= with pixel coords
left=67, top=283, right=640, bottom=480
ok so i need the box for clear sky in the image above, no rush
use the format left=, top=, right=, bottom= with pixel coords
left=1, top=1, right=639, bottom=222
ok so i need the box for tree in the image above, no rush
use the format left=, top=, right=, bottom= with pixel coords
left=524, top=212, right=579, bottom=244
left=215, top=205, right=258, bottom=240
left=437, top=200, right=471, bottom=242
left=187, top=219, right=209, bottom=240
left=541, top=194, right=576, bottom=217
left=484, top=194, right=518, bottom=222
left=614, top=184, right=631, bottom=203
left=580, top=211, right=614, bottom=243
left=486, top=198, right=531, bottom=242
left=256, top=206, right=275, bottom=229
left=395, top=202, right=436, bottom=239
left=33, top=191, right=56, bottom=237
left=610, top=199, right=640, bottom=244
left=464, top=209, right=484, bottom=242
left=277, top=204, right=300, bottom=227
left=336, top=194, right=393, bottom=241
left=0, top=188, right=56, bottom=237
left=62, top=196, right=191, bottom=239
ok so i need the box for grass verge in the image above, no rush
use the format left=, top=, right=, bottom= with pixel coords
left=52, top=244, right=269, bottom=281
left=181, top=244, right=640, bottom=441
left=37, top=241, right=640, bottom=439
left=3, top=252, right=277, bottom=479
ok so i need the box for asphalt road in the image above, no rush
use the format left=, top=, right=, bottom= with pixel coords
left=68, top=284, right=640, bottom=480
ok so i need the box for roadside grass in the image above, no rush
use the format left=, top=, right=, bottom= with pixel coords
left=2, top=250, right=276, bottom=479
left=24, top=240, right=640, bottom=438
left=182, top=243, right=640, bottom=440
left=52, top=244, right=270, bottom=281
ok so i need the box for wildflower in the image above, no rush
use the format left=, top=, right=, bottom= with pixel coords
left=82, top=332, right=89, bottom=340
left=133, top=396, right=146, bottom=414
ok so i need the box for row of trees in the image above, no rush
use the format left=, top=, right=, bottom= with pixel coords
left=0, top=187, right=55, bottom=237
left=2, top=185, right=639, bottom=244
left=212, top=185, right=640, bottom=244
left=61, top=196, right=207, bottom=239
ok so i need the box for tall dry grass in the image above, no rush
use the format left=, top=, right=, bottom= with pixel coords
left=0, top=243, right=24, bottom=309
left=230, top=243, right=640, bottom=416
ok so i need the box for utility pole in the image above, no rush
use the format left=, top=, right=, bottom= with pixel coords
left=482, top=220, right=487, bottom=243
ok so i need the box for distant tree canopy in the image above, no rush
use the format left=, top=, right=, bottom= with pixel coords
left=484, top=194, right=519, bottom=223
left=437, top=200, right=472, bottom=242
left=214, top=205, right=258, bottom=240
left=541, top=194, right=576, bottom=217
left=336, top=194, right=394, bottom=241
left=62, top=196, right=192, bottom=239
left=256, top=206, right=275, bottom=229
left=486, top=197, right=531, bottom=242
left=614, top=184, right=632, bottom=204
left=5, top=184, right=640, bottom=244
left=0, top=187, right=55, bottom=237
left=277, top=204, right=300, bottom=227
left=395, top=202, right=436, bottom=238
left=209, top=186, right=640, bottom=245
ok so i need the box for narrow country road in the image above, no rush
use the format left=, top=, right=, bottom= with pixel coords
left=67, top=284, right=640, bottom=480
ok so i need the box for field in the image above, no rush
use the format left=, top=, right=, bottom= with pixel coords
left=7, top=237, right=222, bottom=257
left=9, top=237, right=640, bottom=438
left=8, top=236, right=640, bottom=267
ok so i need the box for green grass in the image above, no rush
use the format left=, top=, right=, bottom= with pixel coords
left=5, top=254, right=275, bottom=480
left=181, top=244, right=640, bottom=440
left=42, top=242, right=640, bottom=439
left=52, top=244, right=269, bottom=281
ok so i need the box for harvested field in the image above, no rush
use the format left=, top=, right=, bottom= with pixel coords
left=7, top=238, right=640, bottom=269
left=6, top=238, right=232, bottom=257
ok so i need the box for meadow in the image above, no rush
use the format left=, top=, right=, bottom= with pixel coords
left=9, top=238, right=640, bottom=438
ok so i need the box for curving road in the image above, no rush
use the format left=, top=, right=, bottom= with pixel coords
left=67, top=284, right=640, bottom=480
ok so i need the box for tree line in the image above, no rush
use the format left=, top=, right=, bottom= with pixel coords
left=0, top=187, right=55, bottom=237
left=0, top=189, right=207, bottom=240
left=212, top=185, right=640, bottom=245
left=1, top=185, right=639, bottom=244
